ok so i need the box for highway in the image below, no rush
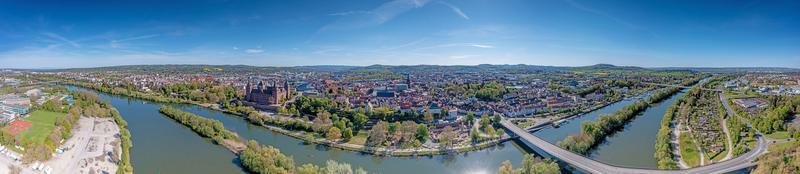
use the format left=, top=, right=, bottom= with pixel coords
left=500, top=119, right=767, bottom=174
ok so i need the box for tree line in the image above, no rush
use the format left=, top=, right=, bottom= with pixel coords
left=240, top=140, right=368, bottom=174
left=654, top=96, right=682, bottom=169
left=159, top=106, right=239, bottom=143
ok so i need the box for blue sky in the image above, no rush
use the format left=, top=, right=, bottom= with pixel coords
left=0, top=0, right=798, bottom=68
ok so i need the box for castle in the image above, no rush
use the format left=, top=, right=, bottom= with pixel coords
left=245, top=81, right=292, bottom=106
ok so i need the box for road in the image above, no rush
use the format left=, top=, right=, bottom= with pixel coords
left=716, top=85, right=734, bottom=161
left=0, top=156, right=35, bottom=174
left=500, top=119, right=767, bottom=174
left=643, top=83, right=721, bottom=92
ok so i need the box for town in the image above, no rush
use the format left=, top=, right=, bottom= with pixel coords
left=1, top=0, right=799, bottom=173
left=0, top=64, right=797, bottom=174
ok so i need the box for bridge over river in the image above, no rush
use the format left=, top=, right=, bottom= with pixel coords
left=500, top=119, right=767, bottom=174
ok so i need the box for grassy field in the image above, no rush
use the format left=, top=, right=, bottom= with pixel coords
left=17, top=110, right=65, bottom=145
left=515, top=119, right=537, bottom=129
left=710, top=148, right=728, bottom=162
left=768, top=141, right=797, bottom=152
left=346, top=131, right=368, bottom=145
left=679, top=133, right=700, bottom=167
left=765, top=131, right=791, bottom=139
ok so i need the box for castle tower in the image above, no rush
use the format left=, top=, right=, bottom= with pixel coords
left=284, top=81, right=291, bottom=100
left=245, top=81, right=252, bottom=101
left=258, top=81, right=266, bottom=91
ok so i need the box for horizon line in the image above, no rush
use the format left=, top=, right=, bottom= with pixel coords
left=2, top=63, right=799, bottom=70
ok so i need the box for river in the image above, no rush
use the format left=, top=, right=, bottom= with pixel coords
left=67, top=86, right=692, bottom=173
left=588, top=90, right=686, bottom=169
left=532, top=91, right=689, bottom=169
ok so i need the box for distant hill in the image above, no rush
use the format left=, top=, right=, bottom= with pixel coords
left=651, top=67, right=800, bottom=73
left=296, top=65, right=360, bottom=71
left=570, top=64, right=646, bottom=71
left=56, top=64, right=312, bottom=73
left=19, top=64, right=800, bottom=73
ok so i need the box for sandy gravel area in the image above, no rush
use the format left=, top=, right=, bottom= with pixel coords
left=43, top=116, right=120, bottom=174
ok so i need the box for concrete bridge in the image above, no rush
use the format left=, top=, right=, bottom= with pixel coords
left=499, top=119, right=766, bottom=174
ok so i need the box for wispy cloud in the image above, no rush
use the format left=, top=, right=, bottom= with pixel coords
left=372, top=38, right=428, bottom=52
left=328, top=10, right=371, bottom=16
left=438, top=1, right=469, bottom=20
left=415, top=43, right=495, bottom=51
left=110, top=34, right=159, bottom=48
left=562, top=0, right=638, bottom=29
left=112, top=34, right=159, bottom=43
left=245, top=49, right=264, bottom=53
left=449, top=54, right=478, bottom=60
left=470, top=44, right=493, bottom=48
left=313, top=48, right=343, bottom=55
left=321, top=0, right=432, bottom=31
left=42, top=32, right=80, bottom=47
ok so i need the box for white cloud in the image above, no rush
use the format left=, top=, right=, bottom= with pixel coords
left=245, top=49, right=264, bottom=53
left=470, top=44, right=494, bottom=48
left=42, top=32, right=80, bottom=48
left=320, top=0, right=432, bottom=31
left=438, top=1, right=469, bottom=20
left=415, top=43, right=495, bottom=51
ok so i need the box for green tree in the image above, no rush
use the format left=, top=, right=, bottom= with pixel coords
left=470, top=128, right=480, bottom=143
left=297, top=164, right=320, bottom=174
left=424, top=110, right=434, bottom=124
left=416, top=124, right=429, bottom=142
left=353, top=113, right=368, bottom=130
left=466, top=112, right=475, bottom=125
left=342, top=128, right=353, bottom=140
left=498, top=160, right=514, bottom=174
left=519, top=155, right=560, bottom=174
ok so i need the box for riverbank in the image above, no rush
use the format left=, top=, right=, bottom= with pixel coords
left=65, top=82, right=515, bottom=157
left=256, top=118, right=512, bottom=156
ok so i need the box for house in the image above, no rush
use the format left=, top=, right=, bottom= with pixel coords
left=0, top=104, right=29, bottom=117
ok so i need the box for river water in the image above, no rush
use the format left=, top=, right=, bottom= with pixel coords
left=67, top=86, right=692, bottom=173
left=589, top=91, right=686, bottom=169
